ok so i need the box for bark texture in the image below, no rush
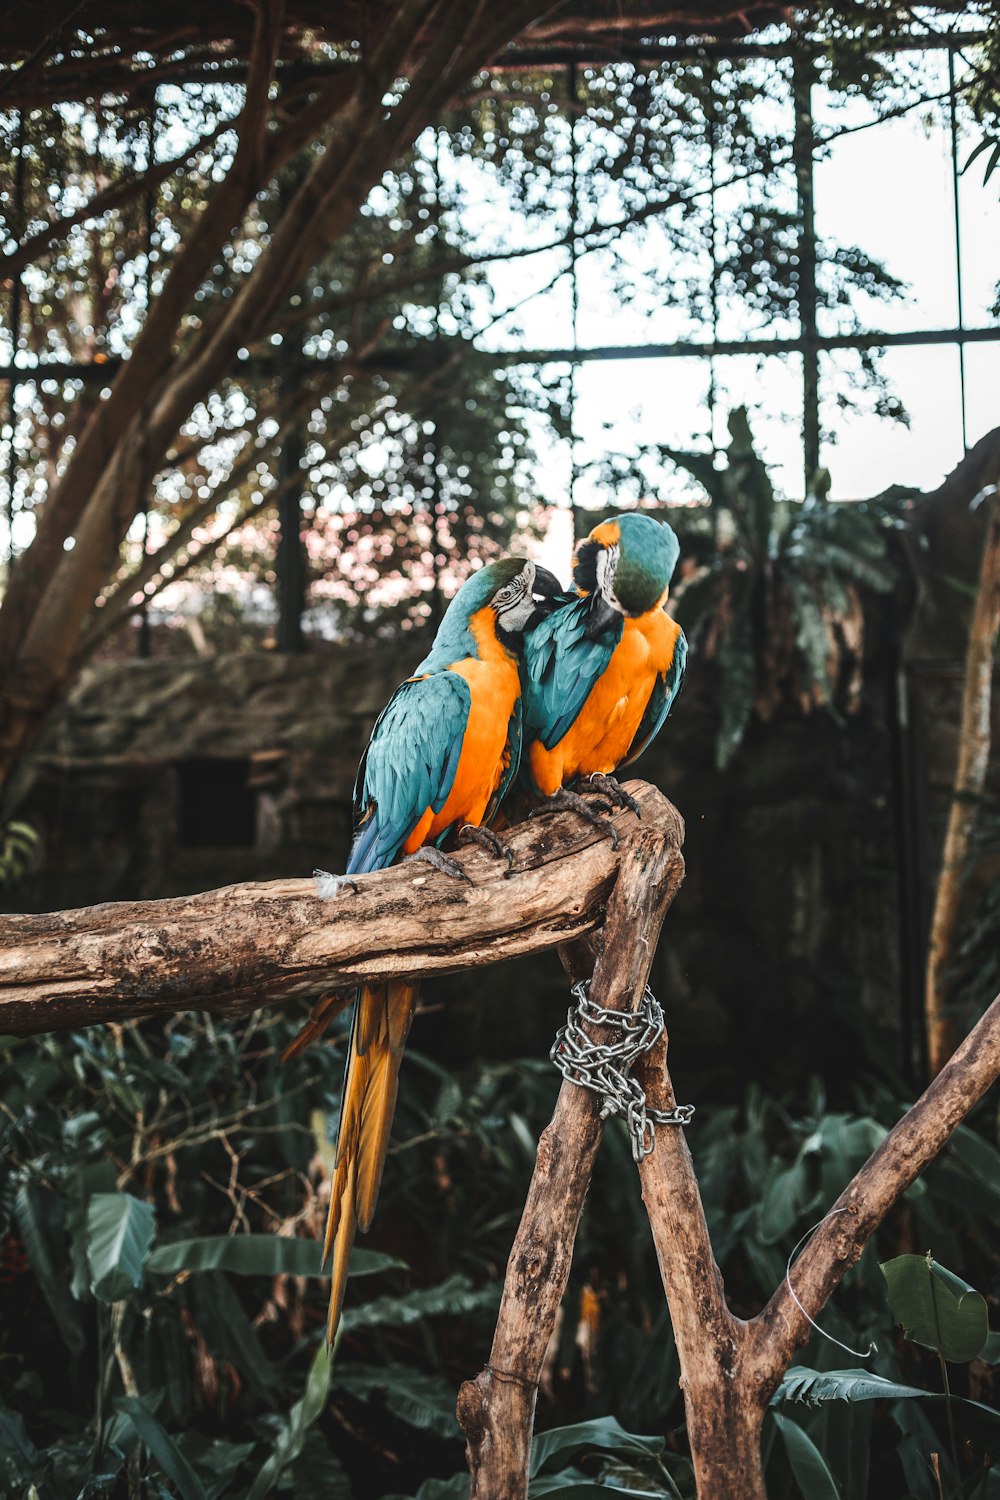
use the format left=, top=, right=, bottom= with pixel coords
left=457, top=808, right=685, bottom=1498
left=925, top=486, right=1000, bottom=1076
left=0, top=781, right=672, bottom=1036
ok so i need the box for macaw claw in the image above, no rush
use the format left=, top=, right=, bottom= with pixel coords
left=459, top=823, right=516, bottom=876
left=404, top=845, right=475, bottom=884
left=530, top=786, right=620, bottom=850
left=586, top=773, right=641, bottom=818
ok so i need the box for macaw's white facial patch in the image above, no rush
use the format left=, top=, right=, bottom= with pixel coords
left=595, top=544, right=625, bottom=616
left=493, top=559, right=537, bottom=633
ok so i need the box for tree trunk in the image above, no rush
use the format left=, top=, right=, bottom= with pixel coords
left=457, top=813, right=685, bottom=1496
left=925, top=484, right=1000, bottom=1075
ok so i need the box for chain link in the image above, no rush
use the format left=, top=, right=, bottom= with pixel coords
left=549, top=980, right=694, bottom=1162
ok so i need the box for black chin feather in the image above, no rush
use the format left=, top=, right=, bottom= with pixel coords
left=573, top=539, right=601, bottom=594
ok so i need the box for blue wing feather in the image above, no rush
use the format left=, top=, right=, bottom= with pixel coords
left=521, top=597, right=622, bottom=752
left=621, top=628, right=688, bottom=768
left=348, top=672, right=473, bottom=875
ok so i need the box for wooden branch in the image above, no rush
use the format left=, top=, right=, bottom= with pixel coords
left=756, top=987, right=1000, bottom=1377
left=632, top=975, right=1000, bottom=1497
left=0, top=781, right=678, bottom=1039
left=456, top=805, right=685, bottom=1499
left=925, top=485, right=1000, bottom=1075
left=635, top=1034, right=767, bottom=1497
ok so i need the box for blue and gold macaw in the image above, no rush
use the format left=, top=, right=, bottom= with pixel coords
left=519, top=513, right=687, bottom=833
left=311, top=556, right=561, bottom=1342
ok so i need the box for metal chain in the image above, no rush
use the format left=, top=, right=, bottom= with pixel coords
left=549, top=980, right=694, bottom=1162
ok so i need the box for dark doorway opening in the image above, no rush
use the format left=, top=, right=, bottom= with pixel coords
left=177, top=759, right=256, bottom=848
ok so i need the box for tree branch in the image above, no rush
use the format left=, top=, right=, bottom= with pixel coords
left=755, top=987, right=1000, bottom=1378
left=925, top=485, right=1000, bottom=1075
left=456, top=802, right=684, bottom=1498
left=0, top=781, right=675, bottom=1039
left=0, top=113, right=236, bottom=282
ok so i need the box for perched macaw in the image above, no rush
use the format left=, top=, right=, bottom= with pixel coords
left=312, top=556, right=562, bottom=1343
left=519, top=513, right=687, bottom=831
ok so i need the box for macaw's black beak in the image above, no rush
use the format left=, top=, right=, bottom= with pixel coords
left=583, top=590, right=621, bottom=640
left=527, top=565, right=568, bottom=628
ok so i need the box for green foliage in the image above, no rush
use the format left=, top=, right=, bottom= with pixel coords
left=147, top=1233, right=402, bottom=1280
left=668, top=409, right=906, bottom=767
left=0, top=819, right=42, bottom=890
left=86, top=1192, right=156, bottom=1301
left=881, top=1254, right=990, bottom=1364
left=770, top=1411, right=842, bottom=1500
left=4, top=997, right=1000, bottom=1497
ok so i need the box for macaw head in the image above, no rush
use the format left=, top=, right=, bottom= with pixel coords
left=449, top=556, right=564, bottom=644
left=574, top=513, right=680, bottom=640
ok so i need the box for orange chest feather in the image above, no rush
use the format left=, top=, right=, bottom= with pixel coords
left=402, top=609, right=520, bottom=852
left=531, top=609, right=681, bottom=790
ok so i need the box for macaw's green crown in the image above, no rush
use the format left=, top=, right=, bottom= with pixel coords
left=574, top=512, right=680, bottom=616
left=423, top=555, right=561, bottom=667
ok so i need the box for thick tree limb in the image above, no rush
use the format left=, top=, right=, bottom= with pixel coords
left=456, top=804, right=685, bottom=1499
left=925, top=485, right=1000, bottom=1075
left=0, top=781, right=676, bottom=1039
left=459, top=798, right=1000, bottom=1497
left=755, top=987, right=1000, bottom=1379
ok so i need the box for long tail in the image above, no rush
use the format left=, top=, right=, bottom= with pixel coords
left=323, top=978, right=419, bottom=1343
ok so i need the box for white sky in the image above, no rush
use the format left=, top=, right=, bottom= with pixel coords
left=466, top=48, right=1000, bottom=524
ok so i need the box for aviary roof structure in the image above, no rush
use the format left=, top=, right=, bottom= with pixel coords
left=0, top=0, right=796, bottom=108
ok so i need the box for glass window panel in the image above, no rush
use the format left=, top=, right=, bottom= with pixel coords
left=820, top=344, right=963, bottom=496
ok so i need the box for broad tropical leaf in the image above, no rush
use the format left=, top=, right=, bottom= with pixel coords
left=332, top=1363, right=460, bottom=1439
left=15, top=1180, right=86, bottom=1353
left=770, top=1411, right=842, bottom=1499
left=531, top=1416, right=665, bottom=1476
left=880, top=1254, right=989, bottom=1362
left=342, top=1273, right=497, bottom=1333
left=148, top=1233, right=403, bottom=1279
left=114, top=1396, right=207, bottom=1500
left=86, top=1192, right=156, bottom=1302
left=774, top=1367, right=934, bottom=1406
left=246, top=1342, right=334, bottom=1500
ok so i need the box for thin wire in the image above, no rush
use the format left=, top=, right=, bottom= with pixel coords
left=567, top=59, right=580, bottom=551
left=947, top=48, right=969, bottom=453
left=784, top=1208, right=877, bottom=1360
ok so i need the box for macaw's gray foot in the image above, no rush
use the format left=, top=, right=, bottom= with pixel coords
left=530, top=786, right=619, bottom=850
left=584, top=773, right=641, bottom=818
left=404, top=845, right=474, bottom=884
left=459, top=823, right=515, bottom=876
left=314, top=869, right=359, bottom=898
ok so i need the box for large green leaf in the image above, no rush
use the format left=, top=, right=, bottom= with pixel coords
left=332, top=1363, right=460, bottom=1439
left=15, top=1179, right=86, bottom=1354
left=114, top=1396, right=207, bottom=1500
left=408, top=1479, right=469, bottom=1500
left=65, top=1159, right=117, bottom=1300
left=880, top=1254, right=989, bottom=1362
left=531, top=1474, right=667, bottom=1497
left=531, top=1416, right=664, bottom=1477
left=774, top=1367, right=935, bottom=1406
left=342, top=1273, right=497, bottom=1333
left=771, top=1411, right=842, bottom=1500
left=148, top=1233, right=403, bottom=1279
left=246, top=1342, right=332, bottom=1500
left=0, top=1397, right=39, bottom=1472
left=86, top=1192, right=156, bottom=1302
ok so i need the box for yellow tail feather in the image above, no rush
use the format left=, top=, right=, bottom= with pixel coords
left=322, top=979, right=419, bottom=1343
